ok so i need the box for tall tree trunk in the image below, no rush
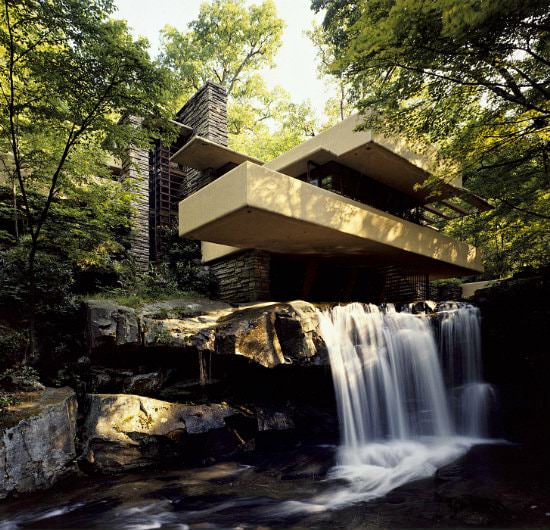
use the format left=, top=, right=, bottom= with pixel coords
left=25, top=238, right=39, bottom=364
left=12, top=176, right=19, bottom=241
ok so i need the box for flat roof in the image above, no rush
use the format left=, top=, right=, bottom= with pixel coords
left=170, top=136, right=262, bottom=171
left=266, top=115, right=453, bottom=196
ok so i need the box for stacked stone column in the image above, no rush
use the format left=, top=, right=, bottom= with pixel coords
left=177, top=82, right=271, bottom=303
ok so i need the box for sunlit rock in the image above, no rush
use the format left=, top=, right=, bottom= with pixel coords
left=84, top=300, right=139, bottom=351
left=82, top=298, right=328, bottom=369
left=81, top=394, right=239, bottom=471
left=0, top=387, right=77, bottom=499
left=213, top=302, right=328, bottom=368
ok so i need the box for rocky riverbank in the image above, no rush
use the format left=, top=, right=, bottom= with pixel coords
left=1, top=277, right=547, bottom=508
left=1, top=441, right=549, bottom=529
left=0, top=298, right=339, bottom=498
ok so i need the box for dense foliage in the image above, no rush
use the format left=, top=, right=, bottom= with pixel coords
left=0, top=0, right=173, bottom=358
left=313, top=0, right=550, bottom=276
left=160, top=0, right=320, bottom=160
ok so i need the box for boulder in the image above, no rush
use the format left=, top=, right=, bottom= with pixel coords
left=140, top=298, right=233, bottom=349
left=88, top=367, right=134, bottom=393
left=84, top=300, right=139, bottom=352
left=81, top=394, right=238, bottom=471
left=215, top=307, right=285, bottom=368
left=82, top=298, right=328, bottom=369
left=215, top=302, right=328, bottom=368
left=0, top=387, right=77, bottom=499
left=122, top=371, right=166, bottom=396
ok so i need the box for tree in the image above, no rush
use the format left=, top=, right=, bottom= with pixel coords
left=160, top=0, right=318, bottom=159
left=307, top=22, right=353, bottom=126
left=160, top=0, right=284, bottom=104
left=0, top=0, right=171, bottom=357
left=313, top=0, right=550, bottom=276
left=229, top=83, right=318, bottom=160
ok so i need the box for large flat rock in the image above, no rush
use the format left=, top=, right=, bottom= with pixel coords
left=83, top=299, right=328, bottom=368
left=81, top=393, right=240, bottom=471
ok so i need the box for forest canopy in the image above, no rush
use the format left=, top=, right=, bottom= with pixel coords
left=312, top=0, right=550, bottom=277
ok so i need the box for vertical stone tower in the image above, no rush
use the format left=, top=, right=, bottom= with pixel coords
left=176, top=82, right=271, bottom=302
left=121, top=116, right=150, bottom=272
left=176, top=81, right=229, bottom=194
left=122, top=82, right=271, bottom=301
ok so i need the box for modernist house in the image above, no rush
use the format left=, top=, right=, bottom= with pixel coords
left=123, top=82, right=490, bottom=303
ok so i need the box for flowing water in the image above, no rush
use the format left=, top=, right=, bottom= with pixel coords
left=1, top=302, right=522, bottom=529
left=296, top=302, right=497, bottom=510
left=438, top=304, right=496, bottom=437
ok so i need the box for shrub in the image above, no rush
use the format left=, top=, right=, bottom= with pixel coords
left=0, top=365, right=42, bottom=392
left=0, top=394, right=18, bottom=413
left=0, top=326, right=27, bottom=371
left=0, top=246, right=75, bottom=320
left=163, top=225, right=218, bottom=297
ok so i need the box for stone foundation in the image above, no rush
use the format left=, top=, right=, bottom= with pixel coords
left=210, top=250, right=271, bottom=303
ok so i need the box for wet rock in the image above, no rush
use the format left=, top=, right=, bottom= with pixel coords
left=257, top=408, right=295, bottom=431
left=84, top=300, right=139, bottom=351
left=0, top=387, right=77, bottom=498
left=215, top=308, right=284, bottom=368
left=81, top=394, right=238, bottom=471
left=215, top=302, right=328, bottom=368
left=275, top=301, right=327, bottom=363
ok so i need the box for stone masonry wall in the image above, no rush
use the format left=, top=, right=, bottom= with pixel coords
left=176, top=82, right=271, bottom=303
left=176, top=82, right=228, bottom=196
left=121, top=116, right=150, bottom=272
left=210, top=250, right=271, bottom=303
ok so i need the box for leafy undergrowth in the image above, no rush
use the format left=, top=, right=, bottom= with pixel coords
left=0, top=393, right=19, bottom=412
left=85, top=289, right=200, bottom=309
left=0, top=365, right=43, bottom=427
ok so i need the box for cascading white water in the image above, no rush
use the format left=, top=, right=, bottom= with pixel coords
left=438, top=304, right=495, bottom=437
left=319, top=303, right=453, bottom=450
left=307, top=302, right=495, bottom=508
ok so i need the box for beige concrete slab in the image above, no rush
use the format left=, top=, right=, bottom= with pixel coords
left=461, top=280, right=498, bottom=298
left=179, top=162, right=483, bottom=276
left=170, top=136, right=262, bottom=170
left=201, top=241, right=242, bottom=262
left=264, top=114, right=475, bottom=204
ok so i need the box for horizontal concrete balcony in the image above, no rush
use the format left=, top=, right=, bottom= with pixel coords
left=179, top=162, right=483, bottom=278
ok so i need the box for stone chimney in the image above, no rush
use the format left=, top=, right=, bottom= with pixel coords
left=175, top=81, right=228, bottom=196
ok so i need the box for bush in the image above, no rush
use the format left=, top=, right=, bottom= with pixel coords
left=0, top=246, right=80, bottom=371
left=0, top=365, right=42, bottom=392
left=0, top=326, right=27, bottom=371
left=92, top=225, right=219, bottom=307
left=163, top=225, right=218, bottom=297
left=0, top=394, right=18, bottom=413
left=0, top=246, right=75, bottom=320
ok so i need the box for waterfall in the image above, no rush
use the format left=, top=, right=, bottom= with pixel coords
left=438, top=304, right=495, bottom=437
left=311, top=302, right=495, bottom=507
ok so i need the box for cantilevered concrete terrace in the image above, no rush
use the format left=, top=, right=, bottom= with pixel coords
left=175, top=113, right=489, bottom=277
left=179, top=161, right=483, bottom=278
